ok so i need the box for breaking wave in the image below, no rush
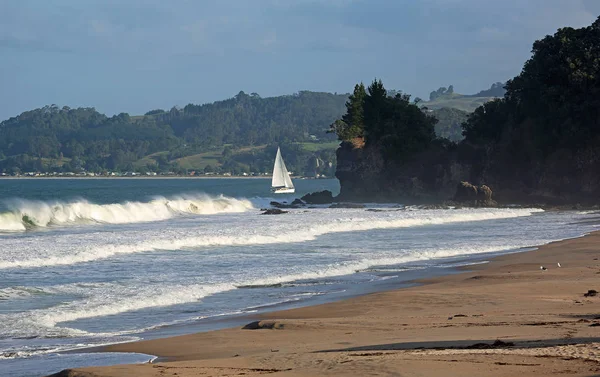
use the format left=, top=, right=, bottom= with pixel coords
left=0, top=208, right=543, bottom=269
left=0, top=194, right=254, bottom=232
left=0, top=241, right=529, bottom=341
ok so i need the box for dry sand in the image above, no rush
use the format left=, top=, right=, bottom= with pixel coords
left=49, top=231, right=600, bottom=377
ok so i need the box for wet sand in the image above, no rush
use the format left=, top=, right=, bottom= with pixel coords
left=49, top=231, right=600, bottom=377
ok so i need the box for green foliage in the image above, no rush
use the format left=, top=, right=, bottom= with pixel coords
left=145, top=109, right=166, bottom=116
left=461, top=99, right=512, bottom=143
left=463, top=16, right=600, bottom=152
left=219, top=143, right=336, bottom=177
left=429, top=86, right=454, bottom=101
left=296, top=141, right=340, bottom=152
left=0, top=91, right=348, bottom=173
left=468, top=82, right=506, bottom=98
left=432, top=107, right=469, bottom=142
left=332, top=79, right=437, bottom=163
left=330, top=83, right=367, bottom=141
left=176, top=90, right=347, bottom=147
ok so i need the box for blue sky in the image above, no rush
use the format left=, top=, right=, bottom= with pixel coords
left=1, top=0, right=598, bottom=120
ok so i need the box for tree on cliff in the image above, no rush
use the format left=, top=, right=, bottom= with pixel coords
left=332, top=79, right=437, bottom=162
left=329, top=83, right=366, bottom=140
left=463, top=16, right=600, bottom=153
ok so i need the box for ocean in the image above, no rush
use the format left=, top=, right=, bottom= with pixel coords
left=0, top=178, right=597, bottom=377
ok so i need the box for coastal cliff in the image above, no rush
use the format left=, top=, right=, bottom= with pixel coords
left=336, top=136, right=600, bottom=205
left=336, top=138, right=469, bottom=203
left=335, top=17, right=600, bottom=206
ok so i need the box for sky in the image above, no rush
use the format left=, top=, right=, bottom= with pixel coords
left=1, top=0, right=599, bottom=120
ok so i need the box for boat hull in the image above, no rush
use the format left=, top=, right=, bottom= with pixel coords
left=271, top=187, right=295, bottom=194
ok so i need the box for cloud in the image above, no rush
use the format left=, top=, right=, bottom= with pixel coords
left=1, top=0, right=599, bottom=120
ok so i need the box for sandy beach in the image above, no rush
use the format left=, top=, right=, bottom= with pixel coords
left=49, top=230, right=600, bottom=377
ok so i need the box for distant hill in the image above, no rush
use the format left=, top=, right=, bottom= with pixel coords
left=0, top=83, right=504, bottom=176
left=0, top=91, right=347, bottom=176
left=422, top=82, right=506, bottom=112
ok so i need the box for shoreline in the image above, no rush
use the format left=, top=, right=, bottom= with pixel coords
left=0, top=176, right=275, bottom=180
left=49, top=229, right=600, bottom=377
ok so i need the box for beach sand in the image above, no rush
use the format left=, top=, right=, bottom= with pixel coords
left=49, top=231, right=600, bottom=377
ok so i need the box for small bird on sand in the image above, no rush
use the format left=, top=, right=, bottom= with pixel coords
left=557, top=262, right=562, bottom=268
left=540, top=266, right=547, bottom=271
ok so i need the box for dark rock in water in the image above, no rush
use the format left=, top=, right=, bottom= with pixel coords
left=584, top=289, right=598, bottom=297
left=270, top=201, right=300, bottom=209
left=416, top=204, right=450, bottom=210
left=301, top=190, right=334, bottom=204
left=291, top=198, right=305, bottom=206
left=465, top=339, right=514, bottom=349
left=47, top=370, right=96, bottom=377
left=270, top=200, right=304, bottom=209
left=477, top=185, right=493, bottom=202
left=453, top=181, right=497, bottom=207
left=261, top=209, right=288, bottom=215
left=242, top=320, right=283, bottom=330
left=329, top=203, right=365, bottom=209
left=270, top=201, right=286, bottom=208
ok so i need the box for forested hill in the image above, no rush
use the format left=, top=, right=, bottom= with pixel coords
left=0, top=91, right=348, bottom=175
left=333, top=16, right=600, bottom=205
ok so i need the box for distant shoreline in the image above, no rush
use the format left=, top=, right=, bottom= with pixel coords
left=0, top=176, right=333, bottom=180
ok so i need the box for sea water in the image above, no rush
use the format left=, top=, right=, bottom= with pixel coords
left=0, top=178, right=597, bottom=377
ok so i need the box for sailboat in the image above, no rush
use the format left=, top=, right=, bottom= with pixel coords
left=271, top=147, right=295, bottom=194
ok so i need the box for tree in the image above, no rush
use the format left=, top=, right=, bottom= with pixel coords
left=363, top=79, right=389, bottom=142
left=463, top=16, right=600, bottom=152
left=329, top=83, right=366, bottom=141
left=432, top=107, right=469, bottom=141
left=331, top=79, right=437, bottom=162
left=429, top=87, right=448, bottom=101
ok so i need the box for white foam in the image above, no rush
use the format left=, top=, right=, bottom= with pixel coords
left=0, top=282, right=234, bottom=340
left=240, top=243, right=526, bottom=288
left=37, top=283, right=234, bottom=327
left=0, top=286, right=50, bottom=300
left=25, top=243, right=523, bottom=332
left=0, top=208, right=543, bottom=269
left=0, top=194, right=254, bottom=232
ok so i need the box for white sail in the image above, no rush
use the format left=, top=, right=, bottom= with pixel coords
left=271, top=147, right=294, bottom=192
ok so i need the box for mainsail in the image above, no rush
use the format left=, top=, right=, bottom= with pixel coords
left=271, top=147, right=294, bottom=189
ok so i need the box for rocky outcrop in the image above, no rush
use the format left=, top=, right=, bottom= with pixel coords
left=46, top=370, right=97, bottom=377
left=453, top=181, right=497, bottom=207
left=329, top=202, right=366, bottom=209
left=335, top=137, right=600, bottom=205
left=335, top=139, right=472, bottom=203
left=270, top=199, right=305, bottom=209
left=261, top=209, right=288, bottom=215
left=242, top=320, right=284, bottom=330
left=300, top=190, right=334, bottom=204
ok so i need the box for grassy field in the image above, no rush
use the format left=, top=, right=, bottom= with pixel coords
left=132, top=151, right=170, bottom=169
left=422, top=94, right=496, bottom=113
left=131, top=141, right=341, bottom=171
left=297, top=141, right=340, bottom=152
left=174, top=151, right=223, bottom=170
